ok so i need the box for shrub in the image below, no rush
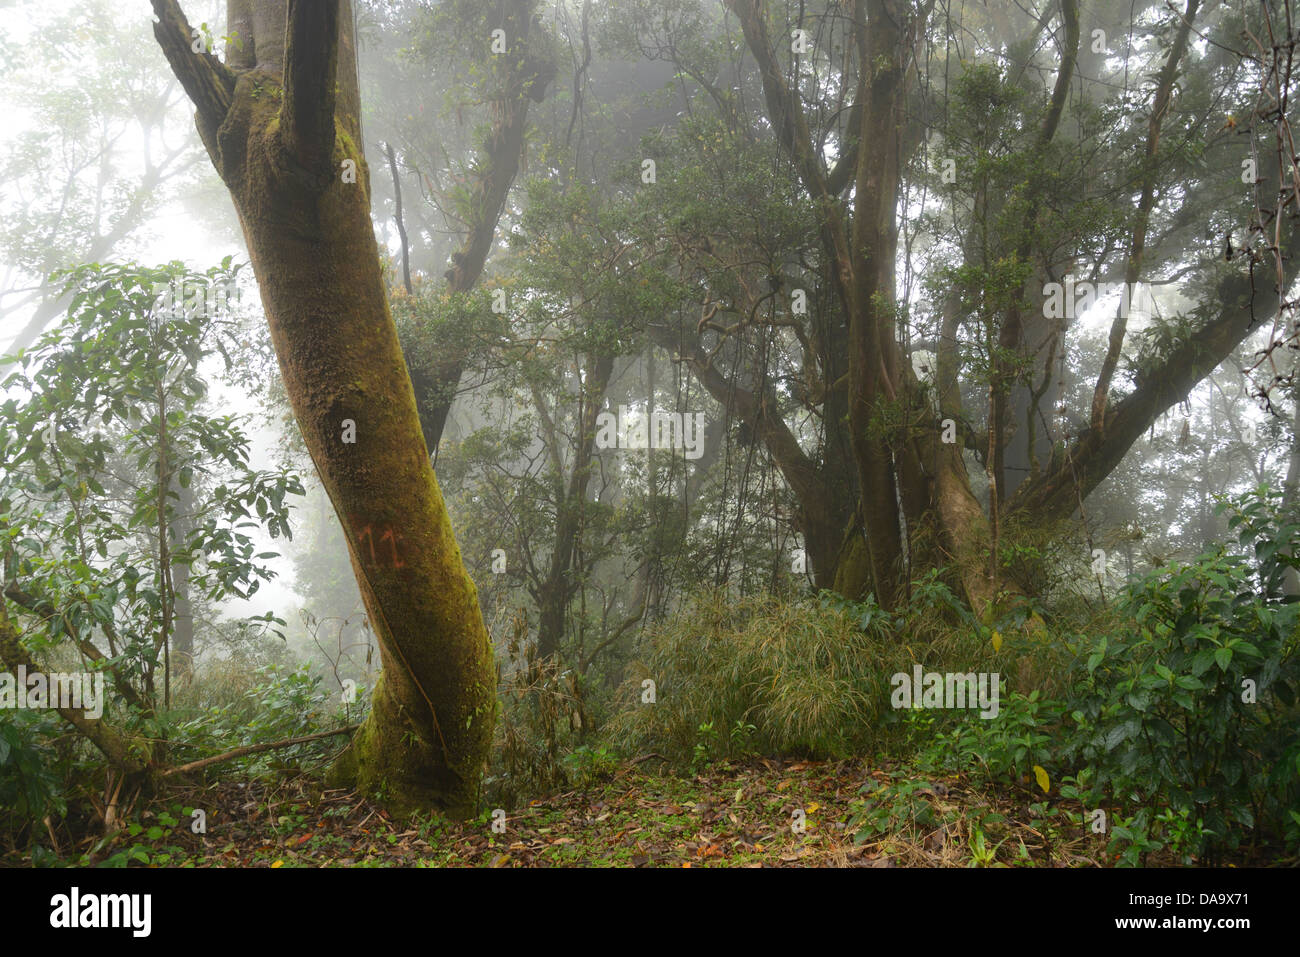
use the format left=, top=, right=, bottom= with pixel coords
left=1063, top=487, right=1300, bottom=858
left=919, top=688, right=1060, bottom=783
left=487, top=618, right=579, bottom=807
left=0, top=709, right=67, bottom=829
left=563, top=744, right=620, bottom=786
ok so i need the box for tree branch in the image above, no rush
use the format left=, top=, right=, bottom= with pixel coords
left=385, top=142, right=413, bottom=294
left=1091, top=0, right=1198, bottom=428
left=826, top=98, right=863, bottom=195
left=1038, top=0, right=1080, bottom=148
left=725, top=0, right=830, bottom=198
left=3, top=582, right=146, bottom=712
left=648, top=322, right=838, bottom=538
left=281, top=0, right=340, bottom=180
left=161, top=725, right=358, bottom=777
left=1009, top=267, right=1260, bottom=523
left=579, top=607, right=643, bottom=675
left=150, top=0, right=236, bottom=144
left=0, top=611, right=151, bottom=776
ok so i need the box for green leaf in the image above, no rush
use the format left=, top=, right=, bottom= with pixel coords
left=1190, top=647, right=1216, bottom=676
left=1104, top=723, right=1132, bottom=749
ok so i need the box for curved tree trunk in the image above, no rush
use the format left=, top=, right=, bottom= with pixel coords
left=153, top=0, right=495, bottom=816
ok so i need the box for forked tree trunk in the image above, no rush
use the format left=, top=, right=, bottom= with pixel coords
left=153, top=0, right=495, bottom=816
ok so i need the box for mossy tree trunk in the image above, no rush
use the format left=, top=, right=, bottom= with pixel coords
left=152, top=0, right=495, bottom=816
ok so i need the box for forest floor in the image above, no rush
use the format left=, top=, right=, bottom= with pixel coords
left=5, top=755, right=1152, bottom=867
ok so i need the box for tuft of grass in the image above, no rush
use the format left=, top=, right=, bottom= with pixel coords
left=606, top=590, right=970, bottom=760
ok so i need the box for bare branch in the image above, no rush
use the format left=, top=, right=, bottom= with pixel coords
left=162, top=725, right=358, bottom=777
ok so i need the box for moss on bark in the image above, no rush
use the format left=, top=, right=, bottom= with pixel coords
left=831, top=527, right=873, bottom=601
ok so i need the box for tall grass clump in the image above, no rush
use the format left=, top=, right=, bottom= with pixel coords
left=607, top=590, right=923, bottom=760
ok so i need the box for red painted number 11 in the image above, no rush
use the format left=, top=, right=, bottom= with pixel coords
left=357, top=524, right=405, bottom=567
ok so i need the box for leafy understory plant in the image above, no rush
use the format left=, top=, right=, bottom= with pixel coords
left=0, top=261, right=303, bottom=784
left=1064, top=487, right=1300, bottom=859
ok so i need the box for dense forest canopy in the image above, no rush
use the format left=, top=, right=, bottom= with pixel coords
left=0, top=0, right=1297, bottom=873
